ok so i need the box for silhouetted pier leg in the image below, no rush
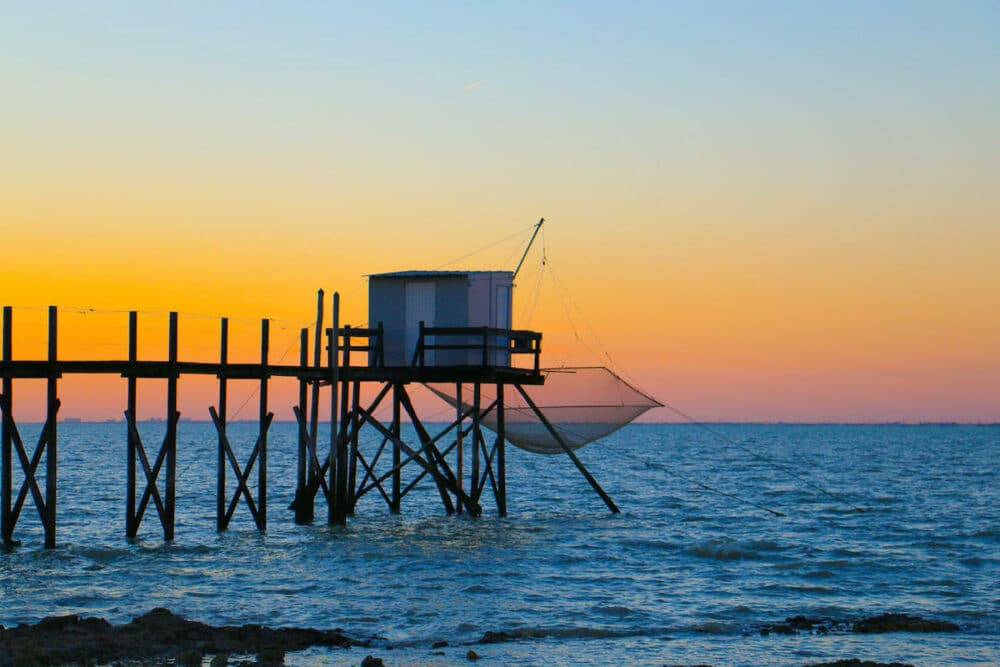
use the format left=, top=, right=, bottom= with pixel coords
left=126, top=312, right=138, bottom=538
left=471, top=383, right=481, bottom=504
left=2, top=306, right=13, bottom=545
left=496, top=382, right=506, bottom=517
left=348, top=379, right=360, bottom=514
left=515, top=384, right=619, bottom=513
left=390, top=383, right=401, bottom=513
left=44, top=306, right=58, bottom=548
left=309, top=290, right=323, bottom=498
left=258, top=319, right=269, bottom=531
left=328, top=292, right=340, bottom=525
left=217, top=318, right=228, bottom=531
left=164, top=312, right=178, bottom=540
left=293, top=328, right=312, bottom=524
left=455, top=383, right=463, bottom=513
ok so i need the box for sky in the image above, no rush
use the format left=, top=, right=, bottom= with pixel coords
left=1, top=2, right=998, bottom=422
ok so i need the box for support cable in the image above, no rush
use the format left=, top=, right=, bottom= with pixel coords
left=644, top=460, right=786, bottom=517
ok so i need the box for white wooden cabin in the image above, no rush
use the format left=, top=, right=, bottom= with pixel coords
left=368, top=270, right=513, bottom=367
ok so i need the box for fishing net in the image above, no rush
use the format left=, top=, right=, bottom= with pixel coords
left=426, top=366, right=662, bottom=454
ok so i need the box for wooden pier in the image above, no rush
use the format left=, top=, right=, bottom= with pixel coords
left=0, top=293, right=613, bottom=548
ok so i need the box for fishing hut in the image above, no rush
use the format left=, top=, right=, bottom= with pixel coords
left=1, top=239, right=632, bottom=548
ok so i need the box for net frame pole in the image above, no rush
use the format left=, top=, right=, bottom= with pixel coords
left=513, top=384, right=619, bottom=513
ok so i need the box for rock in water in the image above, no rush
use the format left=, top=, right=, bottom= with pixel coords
left=852, top=614, right=959, bottom=633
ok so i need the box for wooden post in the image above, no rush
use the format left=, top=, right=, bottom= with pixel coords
left=496, top=382, right=506, bottom=516
left=1, top=306, right=12, bottom=545
left=472, top=383, right=481, bottom=500
left=334, top=349, right=350, bottom=524
left=295, top=327, right=310, bottom=523
left=309, top=290, right=323, bottom=490
left=328, top=292, right=339, bottom=524
left=216, top=318, right=228, bottom=531
left=455, top=382, right=463, bottom=513
left=44, top=306, right=57, bottom=548
left=348, top=379, right=360, bottom=514
left=258, top=318, right=269, bottom=531
left=164, top=312, right=178, bottom=540
left=126, top=311, right=138, bottom=538
left=390, top=383, right=401, bottom=514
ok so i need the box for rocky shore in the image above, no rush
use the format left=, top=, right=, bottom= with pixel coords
left=0, top=609, right=960, bottom=666
left=0, top=608, right=366, bottom=666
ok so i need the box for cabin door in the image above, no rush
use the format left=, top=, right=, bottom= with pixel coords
left=405, top=281, right=436, bottom=366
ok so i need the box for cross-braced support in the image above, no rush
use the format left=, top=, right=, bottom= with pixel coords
left=2, top=306, right=60, bottom=548
left=212, top=318, right=272, bottom=532
left=125, top=311, right=181, bottom=539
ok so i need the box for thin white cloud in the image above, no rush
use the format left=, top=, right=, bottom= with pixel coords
left=463, top=80, right=487, bottom=93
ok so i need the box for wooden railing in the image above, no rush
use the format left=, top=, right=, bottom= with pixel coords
left=411, top=323, right=541, bottom=372
left=332, top=323, right=385, bottom=368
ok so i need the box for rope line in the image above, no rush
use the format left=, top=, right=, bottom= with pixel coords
left=657, top=400, right=865, bottom=513
left=643, top=460, right=786, bottom=517
left=433, top=223, right=539, bottom=271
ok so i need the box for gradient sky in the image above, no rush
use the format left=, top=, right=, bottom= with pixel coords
left=2, top=2, right=998, bottom=422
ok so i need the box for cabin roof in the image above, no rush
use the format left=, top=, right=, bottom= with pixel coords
left=368, top=270, right=512, bottom=279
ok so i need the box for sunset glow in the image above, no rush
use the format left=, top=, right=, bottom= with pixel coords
left=2, top=2, right=997, bottom=423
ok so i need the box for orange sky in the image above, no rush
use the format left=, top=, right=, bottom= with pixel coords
left=2, top=3, right=998, bottom=422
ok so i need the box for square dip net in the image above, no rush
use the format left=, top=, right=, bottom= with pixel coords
left=426, top=366, right=662, bottom=454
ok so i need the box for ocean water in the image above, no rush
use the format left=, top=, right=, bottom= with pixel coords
left=1, top=422, right=997, bottom=666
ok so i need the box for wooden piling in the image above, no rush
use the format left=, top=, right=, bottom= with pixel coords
left=216, top=318, right=228, bottom=531
left=2, top=306, right=12, bottom=545
left=295, top=327, right=310, bottom=523
left=328, top=292, right=339, bottom=524
left=164, top=312, right=178, bottom=540
left=126, top=312, right=137, bottom=538
left=309, top=290, right=323, bottom=490
left=44, top=306, right=58, bottom=548
left=496, top=382, right=506, bottom=517
left=258, top=318, right=269, bottom=531
left=455, top=383, right=463, bottom=513
left=390, top=383, right=401, bottom=513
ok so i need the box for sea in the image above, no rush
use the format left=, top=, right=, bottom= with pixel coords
left=1, top=422, right=997, bottom=666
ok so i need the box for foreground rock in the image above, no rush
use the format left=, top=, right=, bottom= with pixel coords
left=852, top=613, right=959, bottom=634
left=803, top=661, right=915, bottom=667
left=760, top=612, right=959, bottom=637
left=0, top=608, right=367, bottom=666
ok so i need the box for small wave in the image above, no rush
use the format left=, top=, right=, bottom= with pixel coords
left=461, top=585, right=492, bottom=594
left=685, top=539, right=771, bottom=561
left=691, top=621, right=739, bottom=634
left=67, top=545, right=131, bottom=564
left=804, top=570, right=835, bottom=579
left=591, top=605, right=634, bottom=617
left=477, top=625, right=669, bottom=642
